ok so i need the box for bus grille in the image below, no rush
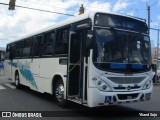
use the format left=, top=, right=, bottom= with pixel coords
left=117, top=93, right=139, bottom=100
left=107, top=77, right=145, bottom=84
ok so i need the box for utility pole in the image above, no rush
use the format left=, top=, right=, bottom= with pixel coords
left=147, top=5, right=150, bottom=34
left=156, top=30, right=159, bottom=85
left=147, top=0, right=160, bottom=34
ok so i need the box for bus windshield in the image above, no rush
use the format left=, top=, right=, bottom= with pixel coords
left=93, top=28, right=151, bottom=66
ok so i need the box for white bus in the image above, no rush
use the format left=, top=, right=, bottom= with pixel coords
left=4, top=11, right=153, bottom=107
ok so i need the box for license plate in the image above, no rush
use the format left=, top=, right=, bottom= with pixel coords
left=127, top=96, right=132, bottom=99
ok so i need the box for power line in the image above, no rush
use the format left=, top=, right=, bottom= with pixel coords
left=0, top=2, right=74, bottom=16
left=151, top=0, right=160, bottom=7
left=0, top=1, right=153, bottom=15
left=20, top=0, right=78, bottom=9
left=13, top=0, right=148, bottom=14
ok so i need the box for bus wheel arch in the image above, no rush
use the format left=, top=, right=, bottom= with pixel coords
left=52, top=75, right=67, bottom=107
left=15, top=70, right=21, bottom=89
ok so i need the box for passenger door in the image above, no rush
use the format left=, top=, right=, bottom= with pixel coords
left=67, top=31, right=82, bottom=97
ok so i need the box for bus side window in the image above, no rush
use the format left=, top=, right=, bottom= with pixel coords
left=15, top=41, right=23, bottom=58
left=30, top=37, right=34, bottom=57
left=34, top=35, right=44, bottom=57
left=23, top=38, right=31, bottom=58
left=10, top=43, right=16, bottom=59
left=42, top=31, right=55, bottom=56
left=55, top=27, right=69, bottom=55
left=5, top=44, right=10, bottom=59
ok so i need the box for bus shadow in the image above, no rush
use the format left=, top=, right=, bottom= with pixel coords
left=17, top=84, right=140, bottom=117
left=15, top=84, right=55, bottom=103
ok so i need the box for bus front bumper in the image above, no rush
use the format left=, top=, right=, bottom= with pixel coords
left=87, top=86, right=152, bottom=107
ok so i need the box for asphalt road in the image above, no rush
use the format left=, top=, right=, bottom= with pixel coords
left=0, top=71, right=160, bottom=120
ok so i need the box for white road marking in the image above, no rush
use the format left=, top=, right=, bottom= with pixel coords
left=5, top=83, right=16, bottom=89
left=0, top=85, right=6, bottom=90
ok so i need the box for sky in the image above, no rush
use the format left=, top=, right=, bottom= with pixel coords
left=0, top=0, right=159, bottom=48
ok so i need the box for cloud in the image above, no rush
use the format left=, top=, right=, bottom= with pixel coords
left=113, top=0, right=129, bottom=12
left=150, top=15, right=160, bottom=27
left=0, top=0, right=158, bottom=48
left=85, top=1, right=111, bottom=13
left=0, top=0, right=112, bottom=47
left=0, top=0, right=76, bottom=46
left=126, top=12, right=134, bottom=16
left=151, top=21, right=160, bottom=27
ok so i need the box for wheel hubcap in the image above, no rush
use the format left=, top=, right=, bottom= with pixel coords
left=15, top=75, right=19, bottom=85
left=55, top=84, right=64, bottom=102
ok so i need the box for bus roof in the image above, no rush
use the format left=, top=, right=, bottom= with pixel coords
left=8, top=11, right=146, bottom=44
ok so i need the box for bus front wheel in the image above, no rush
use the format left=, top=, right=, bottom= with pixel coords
left=15, top=73, right=21, bottom=89
left=54, top=80, right=67, bottom=107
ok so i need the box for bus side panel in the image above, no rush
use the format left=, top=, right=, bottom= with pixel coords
left=29, top=58, right=43, bottom=92
left=30, top=59, right=40, bottom=75
left=4, top=59, right=16, bottom=83
left=18, top=59, right=31, bottom=87
left=10, top=60, right=16, bottom=82
left=7, top=59, right=39, bottom=91
left=4, top=60, right=12, bottom=79
left=30, top=76, right=43, bottom=92
left=9, top=59, right=27, bottom=85
left=39, top=58, right=67, bottom=95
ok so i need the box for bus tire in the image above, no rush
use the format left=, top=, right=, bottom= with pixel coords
left=54, top=80, right=67, bottom=107
left=15, top=73, right=21, bottom=89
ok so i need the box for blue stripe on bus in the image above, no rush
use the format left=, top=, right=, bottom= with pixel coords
left=8, top=62, right=38, bottom=89
left=20, top=69, right=38, bottom=89
left=131, top=64, right=143, bottom=69
left=8, top=62, right=17, bottom=68
left=110, top=63, right=126, bottom=69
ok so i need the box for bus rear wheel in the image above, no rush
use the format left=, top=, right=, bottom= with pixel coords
left=15, top=73, right=21, bottom=89
left=54, top=80, right=67, bottom=107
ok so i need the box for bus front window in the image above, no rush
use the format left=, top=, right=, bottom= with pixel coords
left=93, top=28, right=151, bottom=72
left=129, top=34, right=150, bottom=64
left=93, top=28, right=127, bottom=63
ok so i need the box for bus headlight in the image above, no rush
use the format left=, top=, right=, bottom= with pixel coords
left=96, top=79, right=111, bottom=92
left=143, top=79, right=152, bottom=90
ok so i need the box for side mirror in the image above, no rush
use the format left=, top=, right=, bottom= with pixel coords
left=86, top=30, right=93, bottom=48
left=85, top=30, right=94, bottom=56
